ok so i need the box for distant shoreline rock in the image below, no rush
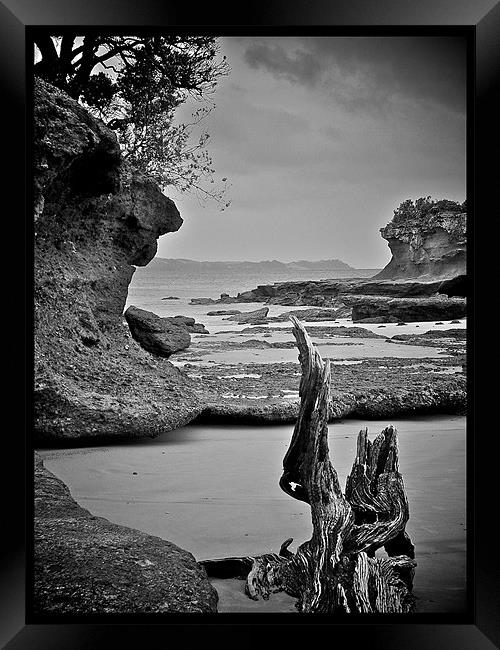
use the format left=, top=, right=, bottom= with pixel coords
left=166, top=315, right=209, bottom=334
left=190, top=276, right=466, bottom=324
left=225, top=307, right=269, bottom=324
left=351, top=296, right=466, bottom=324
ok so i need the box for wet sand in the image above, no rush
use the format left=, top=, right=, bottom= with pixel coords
left=38, top=414, right=466, bottom=614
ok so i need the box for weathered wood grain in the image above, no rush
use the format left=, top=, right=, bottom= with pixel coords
left=202, top=317, right=416, bottom=613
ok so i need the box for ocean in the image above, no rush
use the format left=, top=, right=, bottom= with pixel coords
left=124, top=258, right=465, bottom=363
left=125, top=258, right=380, bottom=318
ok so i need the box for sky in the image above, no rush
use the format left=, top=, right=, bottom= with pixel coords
left=158, top=36, right=466, bottom=268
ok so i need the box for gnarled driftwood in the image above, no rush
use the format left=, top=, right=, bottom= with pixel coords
left=201, top=317, right=416, bottom=613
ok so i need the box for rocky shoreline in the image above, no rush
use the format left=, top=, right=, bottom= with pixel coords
left=176, top=325, right=466, bottom=423
left=34, top=453, right=218, bottom=614
left=32, top=78, right=468, bottom=616
left=33, top=73, right=466, bottom=444
left=189, top=277, right=466, bottom=322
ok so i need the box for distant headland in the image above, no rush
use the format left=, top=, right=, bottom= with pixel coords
left=152, top=258, right=364, bottom=272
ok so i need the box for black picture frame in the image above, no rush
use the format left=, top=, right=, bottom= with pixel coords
left=3, top=0, right=498, bottom=647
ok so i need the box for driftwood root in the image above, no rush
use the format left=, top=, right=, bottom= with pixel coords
left=202, top=318, right=416, bottom=614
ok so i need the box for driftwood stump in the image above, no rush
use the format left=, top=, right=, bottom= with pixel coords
left=201, top=317, right=416, bottom=613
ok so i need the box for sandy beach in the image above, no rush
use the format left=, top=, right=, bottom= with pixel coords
left=39, top=414, right=466, bottom=614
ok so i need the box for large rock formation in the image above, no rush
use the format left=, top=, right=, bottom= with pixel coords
left=375, top=210, right=466, bottom=280
left=34, top=78, right=210, bottom=443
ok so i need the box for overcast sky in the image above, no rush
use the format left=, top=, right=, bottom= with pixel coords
left=158, top=36, right=466, bottom=268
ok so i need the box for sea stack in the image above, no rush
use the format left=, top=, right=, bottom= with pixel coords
left=375, top=206, right=466, bottom=280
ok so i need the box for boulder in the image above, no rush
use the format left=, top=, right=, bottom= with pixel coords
left=190, top=297, right=216, bottom=305
left=225, top=307, right=270, bottom=323
left=206, top=309, right=242, bottom=316
left=124, top=306, right=191, bottom=357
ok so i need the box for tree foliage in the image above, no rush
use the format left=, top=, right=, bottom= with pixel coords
left=392, top=196, right=466, bottom=223
left=34, top=35, right=231, bottom=207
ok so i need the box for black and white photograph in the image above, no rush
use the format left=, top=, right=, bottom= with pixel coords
left=1, top=0, right=496, bottom=642
left=29, top=31, right=472, bottom=619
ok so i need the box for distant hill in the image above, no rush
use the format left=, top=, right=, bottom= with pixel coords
left=153, top=258, right=357, bottom=272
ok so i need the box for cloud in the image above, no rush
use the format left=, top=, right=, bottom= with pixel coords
left=160, top=36, right=466, bottom=267
left=242, top=36, right=466, bottom=115
left=244, top=42, right=324, bottom=87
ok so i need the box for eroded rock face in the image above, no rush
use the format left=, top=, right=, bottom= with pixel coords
left=375, top=211, right=466, bottom=280
left=34, top=79, right=207, bottom=443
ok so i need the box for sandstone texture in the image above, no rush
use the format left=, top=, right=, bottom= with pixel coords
left=34, top=78, right=211, bottom=444
left=375, top=211, right=466, bottom=280
left=34, top=453, right=218, bottom=614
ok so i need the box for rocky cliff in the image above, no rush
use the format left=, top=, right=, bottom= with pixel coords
left=375, top=210, right=466, bottom=280
left=34, top=78, right=210, bottom=443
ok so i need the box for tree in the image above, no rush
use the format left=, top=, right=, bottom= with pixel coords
left=392, top=196, right=465, bottom=223
left=34, top=35, right=231, bottom=208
